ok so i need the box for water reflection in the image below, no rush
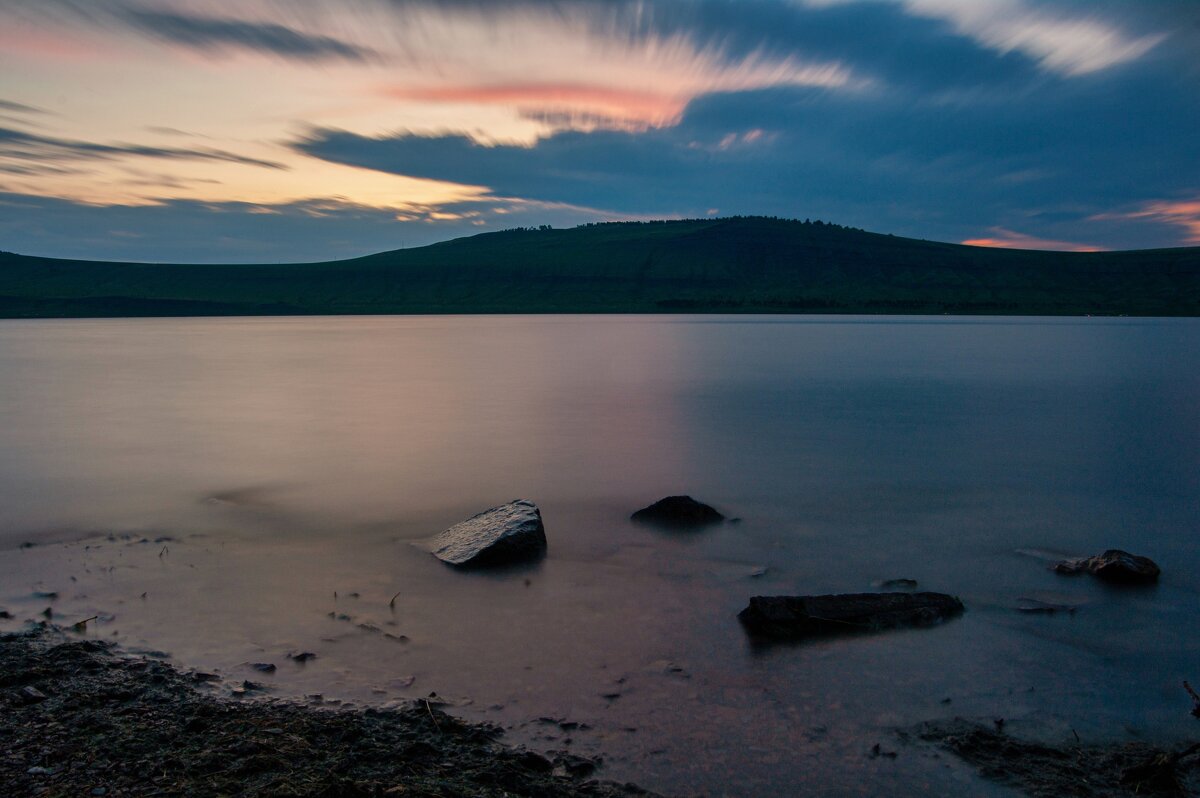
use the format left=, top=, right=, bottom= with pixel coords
left=1, top=315, right=1197, bottom=796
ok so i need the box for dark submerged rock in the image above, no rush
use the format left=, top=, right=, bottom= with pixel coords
left=427, top=499, right=547, bottom=567
left=875, top=578, right=919, bottom=590
left=630, top=496, right=724, bottom=528
left=1015, top=597, right=1079, bottom=614
left=1053, top=549, right=1160, bottom=584
left=738, top=592, right=964, bottom=640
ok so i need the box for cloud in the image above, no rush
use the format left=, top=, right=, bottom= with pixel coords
left=293, top=60, right=1200, bottom=250
left=1092, top=199, right=1200, bottom=246
left=0, top=126, right=287, bottom=170
left=806, top=0, right=1161, bottom=75
left=961, top=227, right=1104, bottom=252
left=0, top=0, right=1195, bottom=259
left=0, top=99, right=49, bottom=115
left=385, top=83, right=689, bottom=130
left=894, top=0, right=1165, bottom=76
left=0, top=190, right=609, bottom=263
left=120, top=8, right=379, bottom=63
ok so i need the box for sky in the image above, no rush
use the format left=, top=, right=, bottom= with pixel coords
left=0, top=0, right=1197, bottom=263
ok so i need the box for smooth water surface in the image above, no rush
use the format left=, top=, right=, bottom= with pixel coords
left=1, top=315, right=1198, bottom=796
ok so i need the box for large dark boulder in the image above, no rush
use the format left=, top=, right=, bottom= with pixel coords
left=738, top=592, right=964, bottom=640
left=1052, top=549, right=1160, bottom=584
left=630, top=496, right=724, bottom=528
left=427, top=500, right=547, bottom=568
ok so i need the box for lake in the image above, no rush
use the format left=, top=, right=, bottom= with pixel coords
left=1, top=315, right=1198, bottom=796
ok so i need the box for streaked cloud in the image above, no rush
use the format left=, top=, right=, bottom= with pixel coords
left=0, top=0, right=1194, bottom=260
left=1093, top=200, right=1200, bottom=246
left=0, top=99, right=49, bottom=115
left=0, top=126, right=288, bottom=170
left=0, top=190, right=610, bottom=263
left=807, top=0, right=1165, bottom=75
left=961, top=227, right=1105, bottom=252
left=900, top=0, right=1164, bottom=76
left=120, top=8, right=380, bottom=63
left=383, top=56, right=858, bottom=132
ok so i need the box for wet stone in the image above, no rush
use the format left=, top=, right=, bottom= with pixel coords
left=426, top=499, right=547, bottom=567
left=630, top=496, right=724, bottom=529
left=17, top=686, right=48, bottom=704
left=738, top=592, right=965, bottom=640
left=1053, top=549, right=1160, bottom=584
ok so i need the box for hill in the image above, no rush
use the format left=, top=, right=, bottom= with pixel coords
left=0, top=217, right=1197, bottom=317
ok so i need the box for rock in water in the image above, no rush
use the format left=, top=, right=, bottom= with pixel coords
left=1052, top=549, right=1160, bottom=584
left=738, top=592, right=964, bottom=639
left=428, top=500, right=547, bottom=567
left=630, top=496, right=724, bottom=528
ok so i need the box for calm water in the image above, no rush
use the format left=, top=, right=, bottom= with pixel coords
left=1, top=315, right=1198, bottom=796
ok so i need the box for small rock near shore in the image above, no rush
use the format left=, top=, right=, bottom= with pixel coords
left=16, top=685, right=49, bottom=704
left=738, top=592, right=964, bottom=640
left=427, top=500, right=547, bottom=567
left=1052, top=549, right=1160, bottom=584
left=631, top=496, right=724, bottom=528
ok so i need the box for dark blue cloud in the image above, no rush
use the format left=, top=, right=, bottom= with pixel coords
left=121, top=9, right=379, bottom=63
left=0, top=126, right=288, bottom=169
left=293, top=44, right=1200, bottom=251
left=0, top=99, right=49, bottom=115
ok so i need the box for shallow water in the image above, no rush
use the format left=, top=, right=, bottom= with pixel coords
left=1, top=315, right=1197, bottom=796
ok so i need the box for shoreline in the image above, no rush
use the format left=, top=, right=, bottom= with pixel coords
left=4, top=624, right=1198, bottom=797
left=1, top=624, right=655, bottom=797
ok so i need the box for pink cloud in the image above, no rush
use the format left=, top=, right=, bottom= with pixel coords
left=1091, top=199, right=1200, bottom=245
left=961, top=227, right=1105, bottom=252
left=0, top=27, right=110, bottom=61
left=384, top=82, right=686, bottom=128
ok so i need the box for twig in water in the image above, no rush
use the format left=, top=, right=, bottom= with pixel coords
left=423, top=698, right=441, bottom=733
left=389, top=591, right=401, bottom=610
left=71, top=615, right=99, bottom=632
left=158, top=545, right=168, bottom=558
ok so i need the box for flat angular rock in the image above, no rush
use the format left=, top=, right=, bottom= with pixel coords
left=16, top=685, right=48, bottom=704
left=630, top=496, right=723, bottom=528
left=427, top=499, right=547, bottom=567
left=1052, top=549, right=1160, bottom=584
left=738, top=592, right=964, bottom=640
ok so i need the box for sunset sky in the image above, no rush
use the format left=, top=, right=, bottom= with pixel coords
left=1, top=0, right=1197, bottom=262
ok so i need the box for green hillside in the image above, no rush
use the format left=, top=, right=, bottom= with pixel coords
left=1, top=217, right=1197, bottom=317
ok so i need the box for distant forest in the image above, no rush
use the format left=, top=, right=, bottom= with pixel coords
left=1, top=216, right=1196, bottom=317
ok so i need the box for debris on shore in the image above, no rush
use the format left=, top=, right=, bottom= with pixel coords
left=425, top=499, right=548, bottom=567
left=0, top=625, right=652, bottom=797
left=738, top=592, right=964, bottom=640
left=914, top=719, right=1199, bottom=797
left=1053, top=549, right=1161, bottom=584
left=630, top=496, right=724, bottom=529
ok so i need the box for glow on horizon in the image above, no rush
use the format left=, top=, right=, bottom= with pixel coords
left=962, top=228, right=1105, bottom=252
left=1092, top=200, right=1200, bottom=247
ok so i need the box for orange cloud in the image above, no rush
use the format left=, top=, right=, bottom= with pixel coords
left=384, top=82, right=688, bottom=129
left=962, top=227, right=1105, bottom=252
left=1092, top=199, right=1200, bottom=245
